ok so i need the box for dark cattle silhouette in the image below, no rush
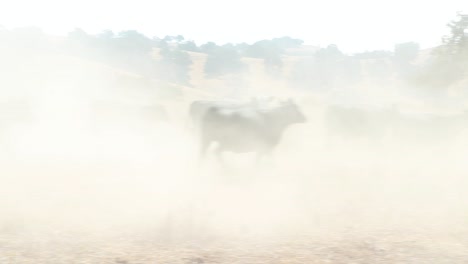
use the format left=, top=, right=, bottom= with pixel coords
left=189, top=100, right=251, bottom=131
left=389, top=110, right=468, bottom=147
left=189, top=97, right=277, bottom=131
left=197, top=98, right=306, bottom=163
left=324, top=104, right=468, bottom=149
left=324, top=104, right=398, bottom=147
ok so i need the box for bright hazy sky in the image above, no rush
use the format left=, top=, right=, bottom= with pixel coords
left=1, top=0, right=467, bottom=53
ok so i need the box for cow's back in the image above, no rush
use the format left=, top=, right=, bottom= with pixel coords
left=201, top=105, right=271, bottom=153
left=198, top=99, right=305, bottom=155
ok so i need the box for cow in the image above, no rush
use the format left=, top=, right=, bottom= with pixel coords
left=188, top=97, right=277, bottom=132
left=197, top=98, right=306, bottom=164
left=189, top=100, right=249, bottom=131
left=389, top=110, right=468, bottom=148
left=324, top=104, right=468, bottom=151
left=323, top=104, right=399, bottom=148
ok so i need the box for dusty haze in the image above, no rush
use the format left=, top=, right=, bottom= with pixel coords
left=1, top=29, right=468, bottom=263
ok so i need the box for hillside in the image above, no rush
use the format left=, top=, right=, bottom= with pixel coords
left=2, top=32, right=466, bottom=121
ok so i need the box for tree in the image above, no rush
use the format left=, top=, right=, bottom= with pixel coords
left=163, top=35, right=185, bottom=43
left=65, top=28, right=95, bottom=56
left=153, top=37, right=169, bottom=49
left=200, top=42, right=218, bottom=54
left=243, top=36, right=303, bottom=76
left=159, top=46, right=193, bottom=85
left=439, top=13, right=468, bottom=77
left=271, top=36, right=304, bottom=50
left=163, top=35, right=173, bottom=42
left=204, top=44, right=246, bottom=78
left=244, top=40, right=281, bottom=58
left=410, top=13, right=468, bottom=89
left=114, top=30, right=153, bottom=55
left=174, top=35, right=185, bottom=43
left=442, top=13, right=468, bottom=56
left=179, top=40, right=200, bottom=52
left=97, top=29, right=115, bottom=40
left=290, top=44, right=361, bottom=90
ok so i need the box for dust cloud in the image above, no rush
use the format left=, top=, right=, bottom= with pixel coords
left=1, top=34, right=468, bottom=263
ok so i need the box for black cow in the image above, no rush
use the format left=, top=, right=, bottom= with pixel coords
left=389, top=110, right=468, bottom=147
left=198, top=98, right=306, bottom=163
left=324, top=104, right=398, bottom=147
left=189, top=100, right=250, bottom=131
left=188, top=97, right=278, bottom=131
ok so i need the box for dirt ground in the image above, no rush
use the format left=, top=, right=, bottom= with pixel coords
left=1, top=228, right=468, bottom=263
left=1, top=97, right=468, bottom=264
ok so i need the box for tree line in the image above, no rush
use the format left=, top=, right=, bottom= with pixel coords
left=1, top=13, right=467, bottom=92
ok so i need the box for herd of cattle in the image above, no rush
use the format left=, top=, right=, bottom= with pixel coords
left=1, top=96, right=468, bottom=160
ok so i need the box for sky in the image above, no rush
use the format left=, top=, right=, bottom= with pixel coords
left=1, top=0, right=467, bottom=53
